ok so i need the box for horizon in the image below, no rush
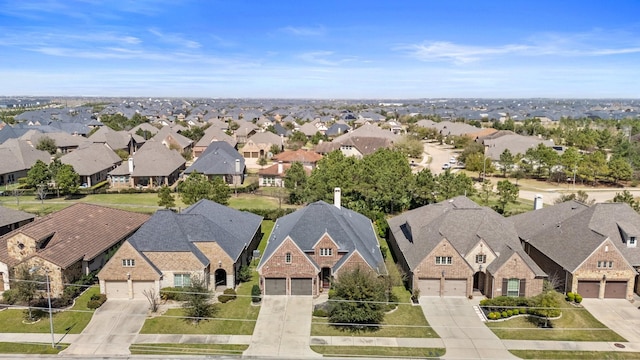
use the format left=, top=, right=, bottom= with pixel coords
left=1, top=1, right=640, bottom=99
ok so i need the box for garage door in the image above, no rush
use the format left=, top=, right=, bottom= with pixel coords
left=132, top=281, right=155, bottom=300
left=418, top=279, right=440, bottom=296
left=290, top=278, right=313, bottom=295
left=578, top=280, right=600, bottom=298
left=443, top=279, right=467, bottom=297
left=265, top=278, right=286, bottom=295
left=106, top=281, right=129, bottom=299
left=604, top=281, right=627, bottom=298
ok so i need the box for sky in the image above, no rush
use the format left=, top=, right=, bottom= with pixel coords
left=1, top=0, right=639, bottom=99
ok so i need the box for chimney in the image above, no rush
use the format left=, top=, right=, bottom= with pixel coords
left=277, top=161, right=283, bottom=174
left=334, top=187, right=341, bottom=208
left=235, top=158, right=240, bottom=173
left=128, top=157, right=134, bottom=174
left=534, top=194, right=543, bottom=210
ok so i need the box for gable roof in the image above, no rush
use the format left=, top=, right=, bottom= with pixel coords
left=128, top=200, right=262, bottom=263
left=259, top=200, right=386, bottom=275
left=109, top=140, right=185, bottom=177
left=60, top=143, right=121, bottom=176
left=0, top=203, right=149, bottom=268
left=0, top=206, right=35, bottom=228
left=0, top=139, right=51, bottom=174
left=195, top=126, right=237, bottom=148
left=272, top=149, right=322, bottom=164
left=184, top=141, right=244, bottom=175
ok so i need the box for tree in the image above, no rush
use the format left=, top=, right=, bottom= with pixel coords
left=560, top=147, right=581, bottom=181
left=26, top=160, right=51, bottom=188
left=394, top=136, right=423, bottom=158
left=613, top=190, right=640, bottom=212
left=608, top=157, right=633, bottom=184
left=360, top=149, right=414, bottom=213
left=257, top=156, right=268, bottom=168
left=36, top=136, right=57, bottom=155
left=284, top=162, right=307, bottom=204
left=269, top=143, right=282, bottom=155
left=498, top=149, right=515, bottom=178
left=179, top=172, right=212, bottom=205
left=435, top=170, right=475, bottom=202
left=578, top=151, right=608, bottom=185
left=182, top=276, right=216, bottom=324
left=328, top=267, right=387, bottom=328
left=55, top=164, right=80, bottom=197
left=554, top=190, right=595, bottom=205
left=11, top=266, right=39, bottom=321
left=495, top=180, right=519, bottom=214
left=480, top=179, right=492, bottom=205
left=209, top=176, right=231, bottom=205
left=411, top=169, right=437, bottom=207
left=458, top=141, right=484, bottom=164
left=157, top=186, right=175, bottom=209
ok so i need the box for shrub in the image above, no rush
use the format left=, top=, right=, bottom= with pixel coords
left=487, top=312, right=497, bottom=320
left=251, top=285, right=261, bottom=303
left=411, top=288, right=421, bottom=303
left=506, top=309, right=513, bottom=317
left=87, top=293, right=107, bottom=309
left=160, top=287, right=188, bottom=301
left=574, top=294, right=583, bottom=303
left=313, top=308, right=328, bottom=317
left=566, top=292, right=575, bottom=302
left=512, top=309, right=519, bottom=315
left=237, top=266, right=252, bottom=283
left=501, top=311, right=508, bottom=318
left=0, top=289, right=17, bottom=305
left=494, top=312, right=501, bottom=319
left=218, top=288, right=237, bottom=303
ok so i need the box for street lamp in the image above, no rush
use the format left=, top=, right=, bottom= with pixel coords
left=29, top=266, right=55, bottom=348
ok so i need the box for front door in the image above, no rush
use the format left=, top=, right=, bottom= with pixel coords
left=321, top=267, right=331, bottom=288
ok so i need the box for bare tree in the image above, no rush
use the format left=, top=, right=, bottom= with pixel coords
left=142, top=288, right=160, bottom=313
left=543, top=271, right=565, bottom=292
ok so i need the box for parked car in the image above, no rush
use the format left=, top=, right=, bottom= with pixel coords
left=442, top=163, right=451, bottom=170
left=450, top=157, right=457, bottom=164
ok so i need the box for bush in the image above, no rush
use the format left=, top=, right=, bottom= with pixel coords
left=237, top=266, right=252, bottom=283
left=1, top=289, right=17, bottom=305
left=238, top=208, right=295, bottom=220
left=313, top=308, right=328, bottom=317
left=251, top=285, right=261, bottom=303
left=87, top=293, right=107, bottom=309
left=574, top=294, right=583, bottom=303
left=218, top=288, right=237, bottom=303
left=501, top=311, right=508, bottom=318
left=160, top=287, right=188, bottom=301
left=566, top=292, right=575, bottom=302
left=512, top=309, right=519, bottom=315
left=506, top=309, right=513, bottom=317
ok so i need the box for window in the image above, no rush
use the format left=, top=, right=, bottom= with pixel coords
left=122, top=259, right=135, bottom=267
left=630, top=237, right=637, bottom=246
left=507, top=278, right=520, bottom=297
left=319, top=248, right=333, bottom=256
left=285, top=252, right=292, bottom=264
left=597, top=261, right=613, bottom=268
left=435, top=256, right=452, bottom=265
left=174, top=274, right=191, bottom=288
left=475, top=254, right=486, bottom=264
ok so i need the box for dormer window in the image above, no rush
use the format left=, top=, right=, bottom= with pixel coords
left=630, top=237, right=637, bottom=247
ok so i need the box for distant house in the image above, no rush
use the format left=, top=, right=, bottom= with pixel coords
left=184, top=141, right=245, bottom=185
left=241, top=132, right=283, bottom=158
left=387, top=196, right=546, bottom=298
left=89, top=126, right=144, bottom=155
left=29, top=132, right=88, bottom=154
left=152, top=126, right=193, bottom=153
left=98, top=200, right=262, bottom=299
left=108, top=140, right=186, bottom=189
left=60, top=143, right=122, bottom=187
left=511, top=201, right=640, bottom=300
left=478, top=131, right=555, bottom=161
left=0, top=206, right=35, bottom=237
left=0, top=139, right=51, bottom=186
left=257, top=189, right=386, bottom=295
left=258, top=161, right=311, bottom=187
left=0, top=204, right=149, bottom=297
left=315, top=123, right=399, bottom=159
left=272, top=149, right=323, bottom=170
left=193, top=126, right=237, bottom=158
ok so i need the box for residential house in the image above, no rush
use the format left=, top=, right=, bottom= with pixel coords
left=272, top=149, right=323, bottom=170
left=60, top=143, right=122, bottom=187
left=89, top=126, right=143, bottom=155
left=0, top=139, right=51, bottom=186
left=511, top=201, right=640, bottom=299
left=258, top=161, right=311, bottom=187
left=0, top=206, right=35, bottom=237
left=98, top=200, right=262, bottom=299
left=386, top=196, right=546, bottom=298
left=234, top=121, right=259, bottom=145
left=193, top=126, right=237, bottom=158
left=257, top=189, right=387, bottom=295
left=108, top=140, right=186, bottom=189
left=184, top=141, right=245, bottom=185
left=29, top=131, right=88, bottom=154
left=0, top=203, right=149, bottom=297
left=315, top=123, right=398, bottom=159
left=152, top=126, right=193, bottom=153
left=241, top=132, right=283, bottom=158
left=479, top=131, right=555, bottom=161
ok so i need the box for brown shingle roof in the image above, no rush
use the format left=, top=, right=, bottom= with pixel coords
left=272, top=149, right=322, bottom=164
left=0, top=203, right=150, bottom=269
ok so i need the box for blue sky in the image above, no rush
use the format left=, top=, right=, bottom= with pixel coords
left=1, top=0, right=639, bottom=98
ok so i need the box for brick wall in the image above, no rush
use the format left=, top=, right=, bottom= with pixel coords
left=311, top=234, right=342, bottom=268
left=260, top=237, right=318, bottom=294
left=488, top=252, right=544, bottom=298
left=335, top=251, right=375, bottom=278
left=193, top=242, right=234, bottom=286
left=98, top=241, right=160, bottom=282
left=6, top=233, right=38, bottom=261
left=413, top=239, right=473, bottom=291
left=524, top=242, right=568, bottom=292
left=463, top=240, right=497, bottom=273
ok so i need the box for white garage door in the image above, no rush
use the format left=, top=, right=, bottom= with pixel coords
left=106, top=281, right=129, bottom=299
left=443, top=279, right=467, bottom=297
left=418, top=279, right=440, bottom=296
left=132, top=281, right=155, bottom=300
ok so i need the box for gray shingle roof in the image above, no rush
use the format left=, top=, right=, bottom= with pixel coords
left=0, top=206, right=35, bottom=228
left=259, top=201, right=386, bottom=274
left=60, top=143, right=121, bottom=176
left=184, top=141, right=244, bottom=176
left=0, top=139, right=51, bottom=174
left=109, top=140, right=185, bottom=177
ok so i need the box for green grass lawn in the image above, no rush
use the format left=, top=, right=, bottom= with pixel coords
left=139, top=276, right=259, bottom=335
left=311, top=345, right=444, bottom=358
left=129, top=343, right=248, bottom=355
left=0, top=286, right=98, bottom=334
left=510, top=350, right=640, bottom=359
left=257, top=220, right=274, bottom=255
left=0, top=342, right=68, bottom=354
left=486, top=300, right=626, bottom=342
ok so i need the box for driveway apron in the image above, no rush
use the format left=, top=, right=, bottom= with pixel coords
left=244, top=296, right=320, bottom=358
left=581, top=298, right=640, bottom=343
left=420, top=297, right=517, bottom=359
left=61, top=299, right=149, bottom=356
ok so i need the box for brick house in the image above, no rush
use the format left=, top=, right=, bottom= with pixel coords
left=511, top=201, right=640, bottom=300
left=257, top=189, right=387, bottom=295
left=386, top=196, right=546, bottom=298
left=98, top=200, right=262, bottom=299
left=183, top=141, right=245, bottom=186
left=0, top=204, right=149, bottom=297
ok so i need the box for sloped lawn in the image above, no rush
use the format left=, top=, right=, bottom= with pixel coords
left=0, top=286, right=98, bottom=334
left=139, top=276, right=259, bottom=335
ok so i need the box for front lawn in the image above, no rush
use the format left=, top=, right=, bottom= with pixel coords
left=311, top=345, right=444, bottom=358
left=486, top=298, right=626, bottom=342
left=0, top=342, right=68, bottom=354
left=0, top=286, right=98, bottom=334
left=139, top=276, right=259, bottom=335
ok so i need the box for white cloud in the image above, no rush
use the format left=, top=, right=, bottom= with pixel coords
left=280, top=26, right=325, bottom=37
left=148, top=28, right=201, bottom=49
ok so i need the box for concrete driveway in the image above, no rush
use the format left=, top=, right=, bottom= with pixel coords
left=581, top=298, right=640, bottom=343
left=61, top=299, right=149, bottom=356
left=420, top=297, right=517, bottom=359
left=244, top=296, right=320, bottom=358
